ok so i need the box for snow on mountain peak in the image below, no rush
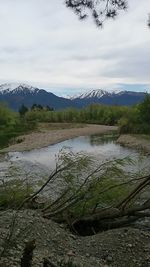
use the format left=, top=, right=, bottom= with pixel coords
left=0, top=83, right=19, bottom=93
left=0, top=83, right=39, bottom=94
left=72, top=89, right=108, bottom=99
left=71, top=88, right=124, bottom=99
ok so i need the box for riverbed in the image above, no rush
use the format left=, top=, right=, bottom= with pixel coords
left=0, top=124, right=117, bottom=152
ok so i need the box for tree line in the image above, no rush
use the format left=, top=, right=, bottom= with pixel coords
left=0, top=94, right=150, bottom=148
left=23, top=94, right=150, bottom=134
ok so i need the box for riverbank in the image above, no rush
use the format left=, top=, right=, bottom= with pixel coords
left=0, top=209, right=150, bottom=267
left=0, top=124, right=117, bottom=152
left=117, top=134, right=150, bottom=155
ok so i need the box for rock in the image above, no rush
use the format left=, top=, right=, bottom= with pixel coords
left=0, top=209, right=150, bottom=267
left=67, top=250, right=75, bottom=256
left=70, top=234, right=77, bottom=240
left=106, top=256, right=113, bottom=263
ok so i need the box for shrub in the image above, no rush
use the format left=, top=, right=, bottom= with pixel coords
left=0, top=179, right=33, bottom=209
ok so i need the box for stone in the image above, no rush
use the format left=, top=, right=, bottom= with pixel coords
left=106, top=256, right=113, bottom=263
left=67, top=250, right=75, bottom=256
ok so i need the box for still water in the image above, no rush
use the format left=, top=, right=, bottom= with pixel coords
left=8, top=134, right=150, bottom=172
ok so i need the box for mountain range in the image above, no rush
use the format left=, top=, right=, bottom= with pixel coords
left=0, top=84, right=74, bottom=110
left=0, top=83, right=147, bottom=111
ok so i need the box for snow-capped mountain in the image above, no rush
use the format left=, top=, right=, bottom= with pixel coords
left=0, top=83, right=39, bottom=95
left=0, top=83, right=75, bottom=110
left=71, top=89, right=123, bottom=99
left=72, top=89, right=146, bottom=107
left=72, top=89, right=107, bottom=99
left=0, top=83, right=147, bottom=110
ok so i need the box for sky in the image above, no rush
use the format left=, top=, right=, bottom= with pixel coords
left=0, top=0, right=150, bottom=96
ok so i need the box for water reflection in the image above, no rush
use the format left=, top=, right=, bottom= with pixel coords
left=89, top=133, right=119, bottom=146
left=8, top=134, right=150, bottom=172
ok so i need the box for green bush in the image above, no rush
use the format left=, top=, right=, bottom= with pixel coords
left=0, top=104, right=37, bottom=148
left=0, top=179, right=33, bottom=209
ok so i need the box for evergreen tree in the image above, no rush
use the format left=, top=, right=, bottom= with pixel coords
left=19, top=104, right=28, bottom=116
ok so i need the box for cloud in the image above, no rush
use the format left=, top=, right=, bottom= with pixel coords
left=0, top=0, right=150, bottom=94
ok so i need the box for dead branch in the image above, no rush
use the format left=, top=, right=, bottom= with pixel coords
left=116, top=175, right=150, bottom=210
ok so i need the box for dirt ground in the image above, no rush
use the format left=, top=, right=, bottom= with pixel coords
left=0, top=124, right=117, bottom=152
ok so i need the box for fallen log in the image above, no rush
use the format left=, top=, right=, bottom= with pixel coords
left=72, top=200, right=150, bottom=236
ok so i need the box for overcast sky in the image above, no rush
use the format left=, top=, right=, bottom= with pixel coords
left=0, top=0, right=150, bottom=95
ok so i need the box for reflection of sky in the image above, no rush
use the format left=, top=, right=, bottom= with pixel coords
left=8, top=136, right=150, bottom=171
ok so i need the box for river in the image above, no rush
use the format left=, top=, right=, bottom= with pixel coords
left=7, top=134, right=150, bottom=171
left=0, top=134, right=150, bottom=200
left=0, top=134, right=150, bottom=228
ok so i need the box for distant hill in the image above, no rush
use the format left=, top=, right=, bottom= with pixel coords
left=0, top=83, right=147, bottom=110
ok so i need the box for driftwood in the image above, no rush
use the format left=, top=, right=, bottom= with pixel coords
left=72, top=176, right=150, bottom=235
left=72, top=204, right=150, bottom=235
left=43, top=174, right=150, bottom=235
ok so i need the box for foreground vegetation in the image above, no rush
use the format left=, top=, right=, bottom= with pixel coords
left=0, top=149, right=149, bottom=267
left=1, top=149, right=149, bottom=235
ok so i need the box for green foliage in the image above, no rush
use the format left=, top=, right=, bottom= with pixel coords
left=19, top=104, right=28, bottom=116
left=138, top=94, right=150, bottom=124
left=0, top=103, right=18, bottom=128
left=1, top=94, right=150, bottom=149
left=43, top=149, right=137, bottom=222
left=25, top=104, right=129, bottom=125
left=31, top=103, right=43, bottom=110
left=0, top=104, right=36, bottom=149
left=20, top=94, right=150, bottom=135
left=118, top=94, right=150, bottom=134
left=66, top=157, right=132, bottom=217
left=0, top=179, right=33, bottom=209
left=31, top=103, right=53, bottom=111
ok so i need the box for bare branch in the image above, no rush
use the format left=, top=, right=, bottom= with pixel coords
left=65, top=0, right=128, bottom=27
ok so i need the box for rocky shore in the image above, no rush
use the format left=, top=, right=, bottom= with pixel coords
left=117, top=134, right=150, bottom=155
left=0, top=209, right=150, bottom=267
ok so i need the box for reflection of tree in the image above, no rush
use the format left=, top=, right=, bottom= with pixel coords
left=89, top=134, right=118, bottom=146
